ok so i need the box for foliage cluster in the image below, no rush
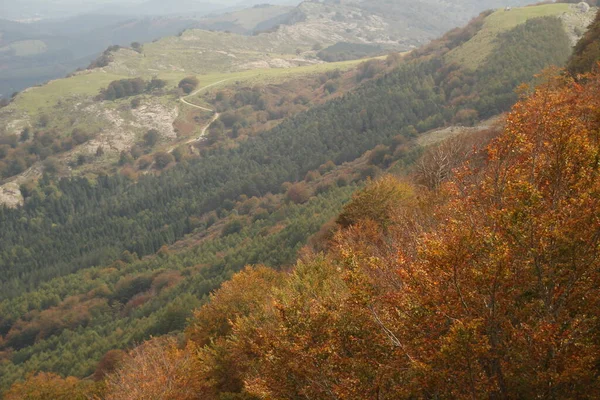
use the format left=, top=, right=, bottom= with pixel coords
left=0, top=126, right=93, bottom=179
left=98, top=77, right=167, bottom=101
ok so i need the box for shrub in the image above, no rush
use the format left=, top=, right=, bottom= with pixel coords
left=154, top=152, right=174, bottom=169
left=178, top=77, right=199, bottom=94
left=286, top=182, right=311, bottom=204
left=144, top=129, right=160, bottom=147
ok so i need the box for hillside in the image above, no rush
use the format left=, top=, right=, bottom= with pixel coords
left=3, top=9, right=600, bottom=395
left=0, top=4, right=594, bottom=394
left=568, top=3, right=600, bottom=74
left=101, top=65, right=600, bottom=399
left=0, top=2, right=595, bottom=211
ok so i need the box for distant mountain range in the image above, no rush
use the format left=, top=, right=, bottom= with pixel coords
left=0, top=0, right=539, bottom=97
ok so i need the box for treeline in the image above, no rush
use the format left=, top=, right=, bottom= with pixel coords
left=0, top=15, right=571, bottom=300
left=98, top=77, right=167, bottom=101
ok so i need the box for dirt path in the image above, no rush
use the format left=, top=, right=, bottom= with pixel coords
left=170, top=79, right=229, bottom=152
left=179, top=79, right=229, bottom=111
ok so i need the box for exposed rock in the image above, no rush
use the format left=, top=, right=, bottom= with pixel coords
left=0, top=182, right=23, bottom=208
left=561, top=5, right=598, bottom=46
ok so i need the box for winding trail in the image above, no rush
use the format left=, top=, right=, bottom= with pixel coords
left=170, top=79, right=229, bottom=152
left=179, top=79, right=229, bottom=111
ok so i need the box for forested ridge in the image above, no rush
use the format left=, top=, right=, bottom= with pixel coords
left=0, top=15, right=570, bottom=299
left=0, top=9, right=588, bottom=397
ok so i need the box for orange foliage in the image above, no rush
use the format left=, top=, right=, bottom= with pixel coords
left=93, top=349, right=127, bottom=381
left=333, top=71, right=600, bottom=398
left=186, top=265, right=283, bottom=346
left=4, top=372, right=97, bottom=400
left=105, top=338, right=200, bottom=400
left=205, top=70, right=600, bottom=399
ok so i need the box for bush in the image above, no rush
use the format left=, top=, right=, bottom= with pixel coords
left=318, top=160, right=336, bottom=174
left=137, top=156, right=153, bottom=170
left=154, top=152, right=174, bottom=169
left=222, top=219, right=244, bottom=237
left=144, top=129, right=160, bottom=147
left=286, top=182, right=311, bottom=204
left=100, top=78, right=147, bottom=101
left=178, top=77, right=199, bottom=94
left=147, top=78, right=167, bottom=91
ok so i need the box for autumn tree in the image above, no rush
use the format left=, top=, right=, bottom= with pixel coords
left=4, top=372, right=99, bottom=400
left=93, top=349, right=127, bottom=381
left=105, top=338, right=201, bottom=400
left=285, top=182, right=311, bottom=204
left=336, top=175, right=414, bottom=229
left=335, top=71, right=600, bottom=398
left=185, top=266, right=284, bottom=397
left=414, top=129, right=497, bottom=190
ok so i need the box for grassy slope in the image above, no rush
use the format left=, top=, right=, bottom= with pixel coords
left=8, top=57, right=369, bottom=119
left=0, top=2, right=580, bottom=195
left=446, top=3, right=571, bottom=69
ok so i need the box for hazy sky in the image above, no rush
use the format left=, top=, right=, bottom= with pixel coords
left=0, top=0, right=299, bottom=20
left=0, top=0, right=287, bottom=21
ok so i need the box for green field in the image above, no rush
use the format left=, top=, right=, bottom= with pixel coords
left=10, top=72, right=127, bottom=114
left=8, top=57, right=372, bottom=118
left=446, top=3, right=571, bottom=69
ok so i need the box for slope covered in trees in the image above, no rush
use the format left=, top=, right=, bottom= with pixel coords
left=0, top=9, right=584, bottom=395
left=0, top=2, right=589, bottom=195
left=107, top=66, right=600, bottom=400
left=0, top=182, right=360, bottom=391
left=0, top=15, right=571, bottom=300
left=8, top=56, right=600, bottom=400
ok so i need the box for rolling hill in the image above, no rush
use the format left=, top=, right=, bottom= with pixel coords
left=0, top=2, right=596, bottom=210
